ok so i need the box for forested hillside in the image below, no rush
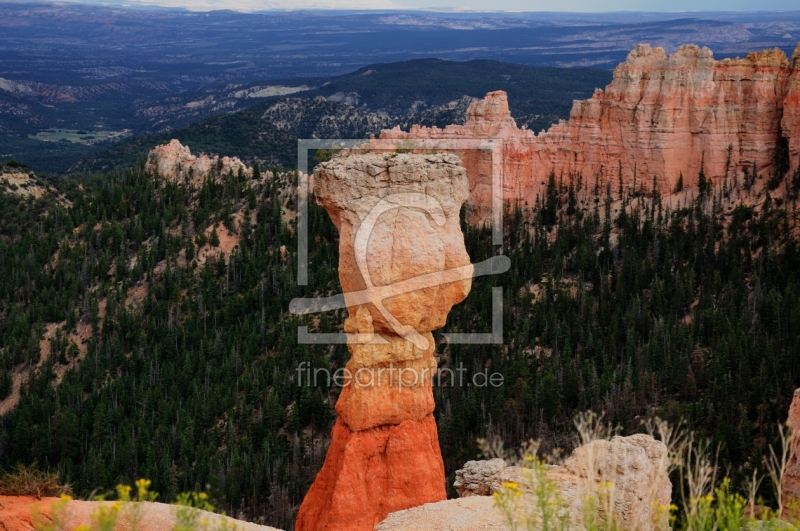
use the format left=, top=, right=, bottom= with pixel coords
left=0, top=154, right=799, bottom=529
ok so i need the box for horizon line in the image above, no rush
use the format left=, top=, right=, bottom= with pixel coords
left=3, top=0, right=800, bottom=14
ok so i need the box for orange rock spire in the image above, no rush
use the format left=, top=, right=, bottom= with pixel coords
left=295, top=153, right=472, bottom=531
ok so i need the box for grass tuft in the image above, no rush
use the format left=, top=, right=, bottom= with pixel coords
left=0, top=463, right=73, bottom=498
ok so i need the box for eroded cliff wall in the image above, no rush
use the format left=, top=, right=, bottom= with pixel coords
left=376, top=43, right=800, bottom=221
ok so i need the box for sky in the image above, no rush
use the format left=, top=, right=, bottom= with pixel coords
left=30, top=0, right=800, bottom=11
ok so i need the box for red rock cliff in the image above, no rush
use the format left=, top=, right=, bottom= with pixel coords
left=375, top=43, right=800, bottom=222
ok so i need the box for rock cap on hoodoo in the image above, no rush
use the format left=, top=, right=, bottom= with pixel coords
left=313, top=152, right=472, bottom=335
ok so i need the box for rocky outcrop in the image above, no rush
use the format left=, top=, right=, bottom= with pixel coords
left=0, top=169, right=63, bottom=201
left=375, top=496, right=507, bottom=531
left=144, top=139, right=252, bottom=183
left=784, top=388, right=800, bottom=517
left=0, top=496, right=282, bottom=531
left=453, top=458, right=507, bottom=497
left=382, top=434, right=670, bottom=531
left=784, top=46, right=800, bottom=183
left=375, top=43, right=800, bottom=224
left=547, top=434, right=672, bottom=531
left=296, top=153, right=472, bottom=531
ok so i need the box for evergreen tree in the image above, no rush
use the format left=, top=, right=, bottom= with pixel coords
left=698, top=154, right=709, bottom=196
left=543, top=171, right=558, bottom=226
left=770, top=137, right=790, bottom=190
left=209, top=225, right=220, bottom=247
left=567, top=181, right=577, bottom=216
left=0, top=368, right=11, bottom=399
left=725, top=144, right=733, bottom=176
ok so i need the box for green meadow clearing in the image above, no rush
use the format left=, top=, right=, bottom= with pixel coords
left=29, top=129, right=130, bottom=144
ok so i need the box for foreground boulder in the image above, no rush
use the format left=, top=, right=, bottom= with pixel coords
left=295, top=153, right=472, bottom=531
left=380, top=434, right=670, bottom=531
left=0, top=496, right=281, bottom=531
left=375, top=496, right=506, bottom=531
left=547, top=434, right=671, bottom=531
left=453, top=458, right=507, bottom=497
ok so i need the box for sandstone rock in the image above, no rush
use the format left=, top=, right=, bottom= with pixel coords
left=145, top=139, right=252, bottom=183
left=453, top=458, right=507, bottom=497
left=374, top=43, right=800, bottom=224
left=375, top=496, right=508, bottom=531
left=0, top=170, right=55, bottom=200
left=550, top=434, right=671, bottom=531
left=0, top=495, right=282, bottom=531
left=296, top=153, right=473, bottom=531
left=335, top=347, right=437, bottom=432
left=297, top=416, right=446, bottom=531
left=313, top=152, right=472, bottom=341
left=783, top=44, right=800, bottom=181
left=445, top=434, right=671, bottom=531
left=783, top=388, right=800, bottom=517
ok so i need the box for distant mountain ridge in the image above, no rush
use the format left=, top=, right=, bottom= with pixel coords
left=132, top=58, right=613, bottom=132
left=71, top=59, right=612, bottom=174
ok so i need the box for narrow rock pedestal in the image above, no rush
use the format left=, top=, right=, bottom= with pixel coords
left=295, top=153, right=473, bottom=531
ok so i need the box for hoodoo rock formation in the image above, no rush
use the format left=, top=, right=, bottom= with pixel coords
left=374, top=43, right=800, bottom=223
left=295, top=153, right=473, bottom=531
left=145, top=139, right=252, bottom=182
